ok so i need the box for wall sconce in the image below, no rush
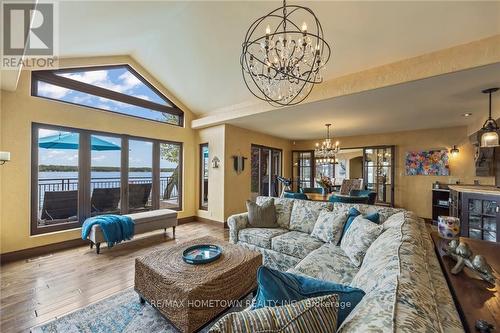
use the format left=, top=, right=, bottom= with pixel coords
left=450, top=145, right=460, bottom=158
left=211, top=156, right=220, bottom=169
left=0, top=151, right=11, bottom=165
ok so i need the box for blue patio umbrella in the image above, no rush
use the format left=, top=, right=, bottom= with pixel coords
left=39, top=133, right=120, bottom=151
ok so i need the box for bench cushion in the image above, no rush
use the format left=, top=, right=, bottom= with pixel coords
left=125, top=209, right=177, bottom=224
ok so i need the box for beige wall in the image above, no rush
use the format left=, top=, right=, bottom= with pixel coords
left=196, top=124, right=292, bottom=222
left=293, top=126, right=495, bottom=219
left=0, top=56, right=198, bottom=253
left=224, top=124, right=292, bottom=220
left=196, top=125, right=226, bottom=222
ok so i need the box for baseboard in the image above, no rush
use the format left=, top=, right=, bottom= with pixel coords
left=195, top=216, right=227, bottom=228
left=1, top=238, right=88, bottom=264
left=1, top=216, right=226, bottom=264
left=178, top=216, right=197, bottom=225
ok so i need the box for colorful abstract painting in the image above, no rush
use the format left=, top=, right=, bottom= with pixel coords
left=405, top=150, right=449, bottom=176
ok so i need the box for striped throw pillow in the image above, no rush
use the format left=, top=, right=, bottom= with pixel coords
left=209, top=294, right=339, bottom=333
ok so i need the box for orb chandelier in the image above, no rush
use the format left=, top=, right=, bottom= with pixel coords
left=240, top=0, right=331, bottom=107
left=315, top=124, right=340, bottom=165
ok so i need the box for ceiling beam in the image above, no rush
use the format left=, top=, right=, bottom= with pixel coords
left=192, top=34, right=500, bottom=129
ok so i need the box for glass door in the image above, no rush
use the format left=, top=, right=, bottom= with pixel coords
left=251, top=145, right=282, bottom=197
left=363, top=146, right=394, bottom=206
left=292, top=151, right=314, bottom=192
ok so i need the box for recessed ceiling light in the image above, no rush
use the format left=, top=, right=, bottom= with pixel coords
left=462, top=113, right=472, bottom=117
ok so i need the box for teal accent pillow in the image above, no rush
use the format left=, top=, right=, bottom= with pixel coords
left=338, top=207, right=379, bottom=244
left=253, top=266, right=365, bottom=327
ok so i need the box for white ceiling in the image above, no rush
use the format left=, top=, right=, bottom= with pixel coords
left=227, top=62, right=500, bottom=139
left=7, top=0, right=498, bottom=115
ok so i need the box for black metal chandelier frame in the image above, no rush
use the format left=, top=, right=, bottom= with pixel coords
left=240, top=0, right=331, bottom=107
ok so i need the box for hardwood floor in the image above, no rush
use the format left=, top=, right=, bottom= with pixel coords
left=0, top=221, right=227, bottom=333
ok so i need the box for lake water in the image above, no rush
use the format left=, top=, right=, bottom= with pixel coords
left=39, top=171, right=172, bottom=180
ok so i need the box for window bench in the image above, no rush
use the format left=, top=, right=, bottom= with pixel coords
left=86, top=209, right=178, bottom=254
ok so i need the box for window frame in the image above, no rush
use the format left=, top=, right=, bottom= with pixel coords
left=31, top=122, right=183, bottom=235
left=199, top=143, right=209, bottom=210
left=31, top=64, right=184, bottom=127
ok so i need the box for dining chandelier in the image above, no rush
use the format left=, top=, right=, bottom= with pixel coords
left=315, top=124, right=340, bottom=164
left=240, top=0, right=331, bottom=106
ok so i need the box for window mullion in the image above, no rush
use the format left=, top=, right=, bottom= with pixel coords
left=152, top=141, right=160, bottom=210
left=121, top=136, right=129, bottom=214
left=79, top=131, right=91, bottom=223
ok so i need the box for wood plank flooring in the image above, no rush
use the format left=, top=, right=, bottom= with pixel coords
left=0, top=222, right=227, bottom=333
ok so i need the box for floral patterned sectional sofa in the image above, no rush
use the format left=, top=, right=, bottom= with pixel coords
left=227, top=196, right=464, bottom=333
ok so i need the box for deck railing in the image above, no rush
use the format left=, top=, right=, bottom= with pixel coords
left=38, top=176, right=177, bottom=208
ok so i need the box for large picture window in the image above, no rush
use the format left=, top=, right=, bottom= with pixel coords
left=32, top=123, right=182, bottom=235
left=32, top=65, right=184, bottom=126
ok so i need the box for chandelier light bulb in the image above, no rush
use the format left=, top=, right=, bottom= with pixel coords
left=265, top=25, right=271, bottom=36
left=301, top=22, right=307, bottom=33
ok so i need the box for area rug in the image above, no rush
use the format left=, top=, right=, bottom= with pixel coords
left=31, top=288, right=253, bottom=333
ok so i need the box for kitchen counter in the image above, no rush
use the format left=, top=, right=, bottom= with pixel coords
left=448, top=185, right=500, bottom=196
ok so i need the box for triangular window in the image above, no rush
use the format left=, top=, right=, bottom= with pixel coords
left=32, top=65, right=183, bottom=126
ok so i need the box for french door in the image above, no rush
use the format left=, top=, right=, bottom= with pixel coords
left=251, top=145, right=282, bottom=198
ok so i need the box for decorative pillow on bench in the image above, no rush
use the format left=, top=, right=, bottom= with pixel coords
left=252, top=266, right=365, bottom=327
left=340, top=215, right=383, bottom=267
left=210, top=294, right=339, bottom=333
left=311, top=210, right=348, bottom=244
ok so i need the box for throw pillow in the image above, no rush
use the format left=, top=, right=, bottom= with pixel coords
left=337, top=207, right=380, bottom=244
left=340, top=215, right=383, bottom=267
left=253, top=266, right=365, bottom=327
left=246, top=199, right=278, bottom=228
left=209, top=294, right=339, bottom=333
left=311, top=210, right=348, bottom=244
left=289, top=200, right=333, bottom=234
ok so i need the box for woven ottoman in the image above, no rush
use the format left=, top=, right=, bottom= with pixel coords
left=134, top=236, right=262, bottom=333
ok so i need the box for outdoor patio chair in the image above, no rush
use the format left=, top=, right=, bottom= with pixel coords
left=129, top=183, right=152, bottom=211
left=40, top=190, right=78, bottom=221
left=91, top=187, right=121, bottom=214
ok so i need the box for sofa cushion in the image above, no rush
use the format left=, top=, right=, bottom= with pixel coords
left=340, top=216, right=383, bottom=267
left=333, top=202, right=403, bottom=223
left=210, top=294, right=339, bottom=333
left=289, top=200, right=333, bottom=233
left=288, top=243, right=359, bottom=285
left=311, top=210, right=348, bottom=244
left=253, top=266, right=365, bottom=327
left=238, top=241, right=302, bottom=272
left=271, top=231, right=323, bottom=259
left=246, top=199, right=278, bottom=228
left=256, top=196, right=294, bottom=229
left=238, top=228, right=288, bottom=249
left=338, top=207, right=379, bottom=244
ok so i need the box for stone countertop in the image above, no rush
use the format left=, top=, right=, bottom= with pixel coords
left=448, top=185, right=500, bottom=196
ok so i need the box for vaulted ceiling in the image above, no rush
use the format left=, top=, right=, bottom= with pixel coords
left=2, top=1, right=500, bottom=138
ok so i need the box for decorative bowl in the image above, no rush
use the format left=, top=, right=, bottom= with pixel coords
left=182, top=244, right=222, bottom=265
left=438, top=216, right=461, bottom=239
